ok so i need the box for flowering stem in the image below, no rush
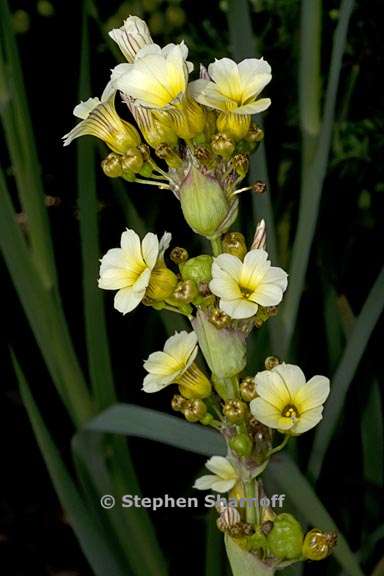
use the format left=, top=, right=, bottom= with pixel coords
left=269, top=434, right=289, bottom=456
left=244, top=479, right=258, bottom=525
left=211, top=237, right=222, bottom=256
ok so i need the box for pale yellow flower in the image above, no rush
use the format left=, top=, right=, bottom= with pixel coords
left=143, top=331, right=211, bottom=397
left=109, top=16, right=153, bottom=63
left=62, top=89, right=140, bottom=153
left=250, top=364, right=330, bottom=435
left=98, top=229, right=171, bottom=314
left=193, top=456, right=239, bottom=493
left=189, top=57, right=272, bottom=139
left=209, top=249, right=288, bottom=320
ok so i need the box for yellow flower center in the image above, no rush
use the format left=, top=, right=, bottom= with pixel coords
left=282, top=404, right=299, bottom=420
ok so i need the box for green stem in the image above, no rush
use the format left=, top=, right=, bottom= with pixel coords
left=244, top=479, right=258, bottom=525
left=269, top=434, right=289, bottom=456
left=211, top=237, right=222, bottom=256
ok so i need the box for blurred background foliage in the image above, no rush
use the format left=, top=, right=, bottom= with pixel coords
left=0, top=0, right=383, bottom=575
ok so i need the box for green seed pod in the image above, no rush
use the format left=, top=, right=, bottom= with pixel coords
left=229, top=433, right=253, bottom=457
left=101, top=153, right=122, bottom=178
left=200, top=413, right=214, bottom=426
left=171, top=394, right=187, bottom=412
left=184, top=399, right=207, bottom=422
left=248, top=527, right=268, bottom=554
left=180, top=255, right=213, bottom=284
left=302, top=529, right=337, bottom=561
left=120, top=147, right=144, bottom=174
left=222, top=232, right=247, bottom=260
left=267, top=513, right=304, bottom=560
left=145, top=267, right=178, bottom=301
left=223, top=400, right=248, bottom=423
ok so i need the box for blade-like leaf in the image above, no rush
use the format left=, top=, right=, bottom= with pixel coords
left=205, top=509, right=224, bottom=576
left=309, top=266, right=384, bottom=479
left=13, top=354, right=128, bottom=576
left=361, top=380, right=383, bottom=486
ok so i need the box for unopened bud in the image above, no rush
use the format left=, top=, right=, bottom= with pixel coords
left=223, top=399, right=248, bottom=423
left=267, top=513, right=304, bottom=560
left=146, top=267, right=178, bottom=301
left=209, top=308, right=231, bottom=329
left=184, top=399, right=207, bottom=422
left=200, top=413, right=214, bottom=426
left=229, top=432, right=253, bottom=457
left=180, top=255, right=213, bottom=284
left=251, top=219, right=267, bottom=250
left=170, top=246, right=189, bottom=264
left=173, top=280, right=198, bottom=303
left=231, top=154, right=249, bottom=178
left=265, top=355, right=281, bottom=370
left=101, top=153, right=122, bottom=178
left=121, top=148, right=144, bottom=174
left=246, top=125, right=264, bottom=144
left=211, top=133, right=235, bottom=158
left=302, top=529, right=337, bottom=561
left=155, top=143, right=182, bottom=168
left=222, top=232, right=247, bottom=260
left=240, top=377, right=257, bottom=402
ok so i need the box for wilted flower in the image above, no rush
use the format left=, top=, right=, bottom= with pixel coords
left=193, top=456, right=239, bottom=493
left=62, top=90, right=140, bottom=153
left=250, top=364, right=330, bottom=435
left=108, top=16, right=153, bottom=63
left=143, top=331, right=211, bottom=398
left=98, top=229, right=170, bottom=314
left=190, top=57, right=272, bottom=139
left=209, top=249, right=288, bottom=319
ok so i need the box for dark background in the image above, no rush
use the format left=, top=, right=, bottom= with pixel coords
left=1, top=0, right=383, bottom=574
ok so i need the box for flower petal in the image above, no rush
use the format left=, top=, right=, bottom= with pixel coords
left=144, top=350, right=181, bottom=376
left=295, top=375, right=330, bottom=412
left=212, top=254, right=242, bottom=282
left=210, top=479, right=237, bottom=493
left=250, top=397, right=281, bottom=429
left=209, top=278, right=242, bottom=300
left=208, top=58, right=242, bottom=101
left=113, top=286, right=144, bottom=314
left=273, top=363, right=306, bottom=399
left=141, top=232, right=159, bottom=269
left=240, top=249, right=270, bottom=291
left=193, top=475, right=218, bottom=490
left=234, top=98, right=271, bottom=115
left=254, top=370, right=291, bottom=409
left=250, top=282, right=284, bottom=306
left=142, top=372, right=174, bottom=393
left=163, top=331, right=198, bottom=366
left=205, top=456, right=237, bottom=480
left=220, top=298, right=258, bottom=319
left=293, top=406, right=323, bottom=435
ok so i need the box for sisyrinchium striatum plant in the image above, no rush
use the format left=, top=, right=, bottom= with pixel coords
left=63, top=14, right=338, bottom=576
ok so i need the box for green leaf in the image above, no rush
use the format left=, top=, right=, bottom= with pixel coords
left=280, top=0, right=356, bottom=354
left=205, top=509, right=224, bottom=576
left=225, top=535, right=275, bottom=576
left=77, top=2, right=115, bottom=409
left=13, top=353, right=128, bottom=576
left=0, top=0, right=57, bottom=288
left=308, top=266, right=384, bottom=480
left=362, top=380, right=383, bottom=486
left=266, top=454, right=365, bottom=576
left=85, top=403, right=226, bottom=456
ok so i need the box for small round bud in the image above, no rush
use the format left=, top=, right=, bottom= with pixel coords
left=231, top=154, right=249, bottom=178
left=223, top=400, right=248, bottom=423
left=209, top=308, right=231, bottom=329
left=173, top=280, right=199, bottom=303
left=171, top=394, right=187, bottom=412
left=302, top=529, right=337, bottom=561
left=222, top=232, right=247, bottom=260
left=200, top=413, right=214, bottom=426
left=267, top=513, right=304, bottom=560
left=211, top=133, right=235, bottom=158
left=146, top=267, right=178, bottom=301
left=265, top=356, right=281, bottom=370
left=120, top=148, right=144, bottom=174
left=229, top=433, right=253, bottom=457
left=246, top=125, right=264, bottom=144
left=184, top=399, right=207, bottom=422
left=155, top=143, right=182, bottom=168
left=252, top=181, right=267, bottom=194
left=180, top=255, right=213, bottom=284
left=101, top=153, right=122, bottom=178
left=240, top=377, right=257, bottom=402
left=170, top=247, right=189, bottom=264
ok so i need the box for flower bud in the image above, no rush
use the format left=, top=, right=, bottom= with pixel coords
left=200, top=413, right=214, bottom=426
left=155, top=143, right=182, bottom=168
left=179, top=166, right=237, bottom=239
left=121, top=147, right=144, bottom=174
left=180, top=255, right=213, bottom=284
left=222, top=232, right=247, bottom=260
left=223, top=400, right=248, bottom=423
left=211, top=133, right=235, bottom=158
left=252, top=181, right=267, bottom=194
left=251, top=219, right=266, bottom=251
left=101, top=153, right=122, bottom=178
left=267, top=513, right=304, bottom=560
left=171, top=394, right=188, bottom=412
left=184, top=399, right=207, bottom=422
left=231, top=154, right=249, bottom=178
left=302, top=529, right=337, bottom=561
left=170, top=246, right=189, bottom=264
left=145, top=267, right=178, bottom=301
left=245, top=125, right=264, bottom=144
left=240, top=377, right=257, bottom=402
left=264, top=356, right=281, bottom=370
left=209, top=308, right=231, bottom=329
left=229, top=432, right=253, bottom=457
left=173, top=280, right=199, bottom=303
left=177, top=363, right=212, bottom=399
